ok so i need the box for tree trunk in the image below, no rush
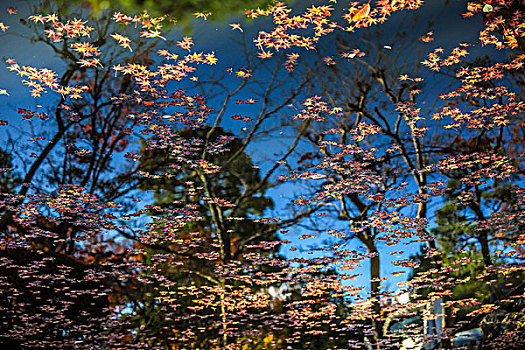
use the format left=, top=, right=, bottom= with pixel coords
left=363, top=234, right=383, bottom=348
left=479, top=231, right=492, bottom=267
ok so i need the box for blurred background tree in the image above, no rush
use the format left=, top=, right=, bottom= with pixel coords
left=118, top=125, right=284, bottom=348
left=37, top=0, right=281, bottom=31
left=0, top=4, right=164, bottom=347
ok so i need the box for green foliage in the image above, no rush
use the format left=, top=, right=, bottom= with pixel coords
left=411, top=177, right=524, bottom=334
left=47, top=0, right=279, bottom=30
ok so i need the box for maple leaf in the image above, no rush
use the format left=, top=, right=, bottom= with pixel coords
left=257, top=51, right=273, bottom=59
left=140, top=29, right=166, bottom=40
left=177, top=36, right=194, bottom=51
left=348, top=2, right=371, bottom=22
left=204, top=52, right=217, bottom=65
left=229, top=23, right=243, bottom=32
left=111, top=33, right=132, bottom=51
left=194, top=12, right=211, bottom=20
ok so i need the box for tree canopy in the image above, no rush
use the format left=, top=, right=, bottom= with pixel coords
left=0, top=0, right=524, bottom=349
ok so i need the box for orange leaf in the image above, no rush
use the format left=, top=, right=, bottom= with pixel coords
left=352, top=3, right=370, bottom=22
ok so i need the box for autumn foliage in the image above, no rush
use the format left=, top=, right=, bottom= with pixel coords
left=0, top=0, right=524, bottom=349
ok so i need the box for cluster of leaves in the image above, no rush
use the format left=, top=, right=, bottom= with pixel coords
left=0, top=0, right=524, bottom=349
